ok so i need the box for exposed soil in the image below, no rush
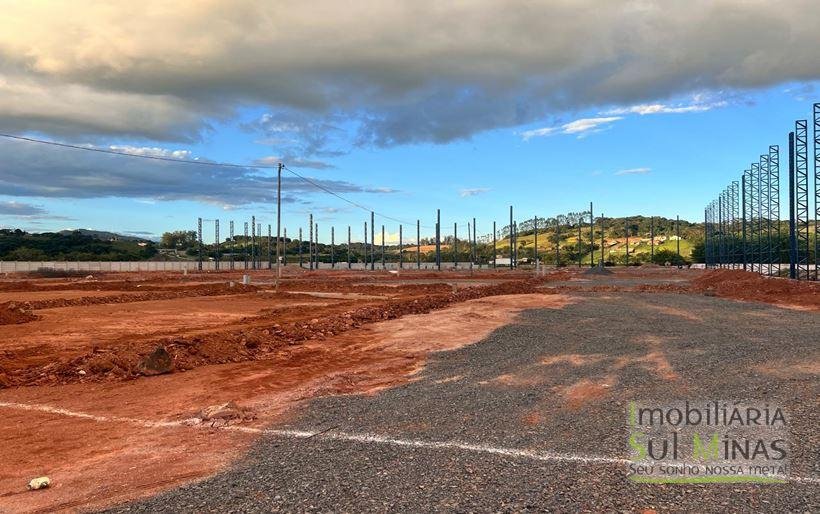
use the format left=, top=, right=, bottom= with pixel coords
left=0, top=267, right=817, bottom=512
left=0, top=292, right=570, bottom=513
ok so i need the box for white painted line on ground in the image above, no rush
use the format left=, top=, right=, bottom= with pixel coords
left=1, top=401, right=817, bottom=485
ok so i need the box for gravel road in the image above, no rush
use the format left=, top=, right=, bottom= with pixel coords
left=110, top=292, right=819, bottom=513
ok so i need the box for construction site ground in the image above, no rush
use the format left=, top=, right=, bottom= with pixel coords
left=0, top=266, right=817, bottom=512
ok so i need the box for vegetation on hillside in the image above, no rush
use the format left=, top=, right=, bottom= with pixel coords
left=0, top=229, right=157, bottom=261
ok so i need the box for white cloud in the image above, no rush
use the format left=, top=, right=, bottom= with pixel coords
left=521, top=117, right=622, bottom=140
left=459, top=187, right=491, bottom=197
left=605, top=99, right=728, bottom=116
left=108, top=146, right=193, bottom=159
left=614, top=167, right=651, bottom=176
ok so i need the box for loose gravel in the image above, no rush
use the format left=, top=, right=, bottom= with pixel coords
left=109, top=292, right=820, bottom=513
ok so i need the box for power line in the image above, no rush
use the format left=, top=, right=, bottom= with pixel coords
left=0, top=133, right=280, bottom=169
left=0, top=132, right=436, bottom=229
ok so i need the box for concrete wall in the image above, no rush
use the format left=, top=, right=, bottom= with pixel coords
left=0, top=260, right=499, bottom=273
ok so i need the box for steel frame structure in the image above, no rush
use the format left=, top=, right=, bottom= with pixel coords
left=796, top=120, right=810, bottom=279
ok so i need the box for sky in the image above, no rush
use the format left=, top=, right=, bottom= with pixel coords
left=0, top=1, right=819, bottom=243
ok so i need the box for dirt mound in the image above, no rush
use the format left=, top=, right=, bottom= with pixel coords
left=3, top=273, right=570, bottom=387
left=583, top=265, right=613, bottom=275
left=0, top=301, right=39, bottom=325
left=690, top=269, right=820, bottom=309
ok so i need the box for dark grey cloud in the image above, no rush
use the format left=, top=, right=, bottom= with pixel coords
left=0, top=139, right=395, bottom=208
left=0, top=1, right=819, bottom=148
left=0, top=200, right=73, bottom=220
left=0, top=200, right=48, bottom=216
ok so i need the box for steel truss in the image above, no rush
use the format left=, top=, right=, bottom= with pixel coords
left=796, top=120, right=810, bottom=279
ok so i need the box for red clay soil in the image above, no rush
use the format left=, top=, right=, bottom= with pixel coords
left=689, top=269, right=820, bottom=310
left=0, top=293, right=572, bottom=513
left=0, top=302, right=38, bottom=325
left=0, top=273, right=572, bottom=388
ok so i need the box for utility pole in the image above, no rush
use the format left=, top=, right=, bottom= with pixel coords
left=276, top=162, right=282, bottom=284
left=454, top=222, right=458, bottom=268
left=309, top=214, right=313, bottom=271
left=298, top=227, right=302, bottom=267
left=509, top=206, right=514, bottom=270
left=676, top=215, right=681, bottom=261
left=399, top=224, right=403, bottom=269
left=436, top=209, right=441, bottom=271
left=331, top=226, right=335, bottom=269
left=381, top=225, right=385, bottom=268
left=472, top=217, right=477, bottom=266
left=347, top=226, right=352, bottom=269
left=468, top=222, right=473, bottom=273
left=370, top=212, right=375, bottom=270
left=315, top=223, right=319, bottom=269
left=416, top=220, right=421, bottom=269
left=600, top=214, right=605, bottom=266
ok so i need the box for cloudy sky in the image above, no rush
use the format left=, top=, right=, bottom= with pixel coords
left=0, top=0, right=818, bottom=240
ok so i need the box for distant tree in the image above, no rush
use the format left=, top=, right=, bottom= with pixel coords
left=160, top=230, right=197, bottom=250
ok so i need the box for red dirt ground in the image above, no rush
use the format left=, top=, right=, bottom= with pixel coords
left=0, top=266, right=816, bottom=512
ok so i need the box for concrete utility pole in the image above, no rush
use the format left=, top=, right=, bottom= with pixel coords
left=309, top=214, right=313, bottom=270
left=298, top=227, right=302, bottom=267
left=454, top=222, right=458, bottom=268
left=276, top=163, right=282, bottom=285
left=381, top=225, right=385, bottom=268
left=370, top=211, right=375, bottom=271
left=315, top=223, right=318, bottom=269
left=197, top=217, right=203, bottom=271
left=472, top=217, right=477, bottom=266
left=509, top=206, right=514, bottom=270
left=436, top=209, right=441, bottom=271
left=676, top=215, right=681, bottom=260
left=416, top=220, right=421, bottom=269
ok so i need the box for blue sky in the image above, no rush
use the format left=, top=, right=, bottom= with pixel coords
left=0, top=2, right=818, bottom=243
